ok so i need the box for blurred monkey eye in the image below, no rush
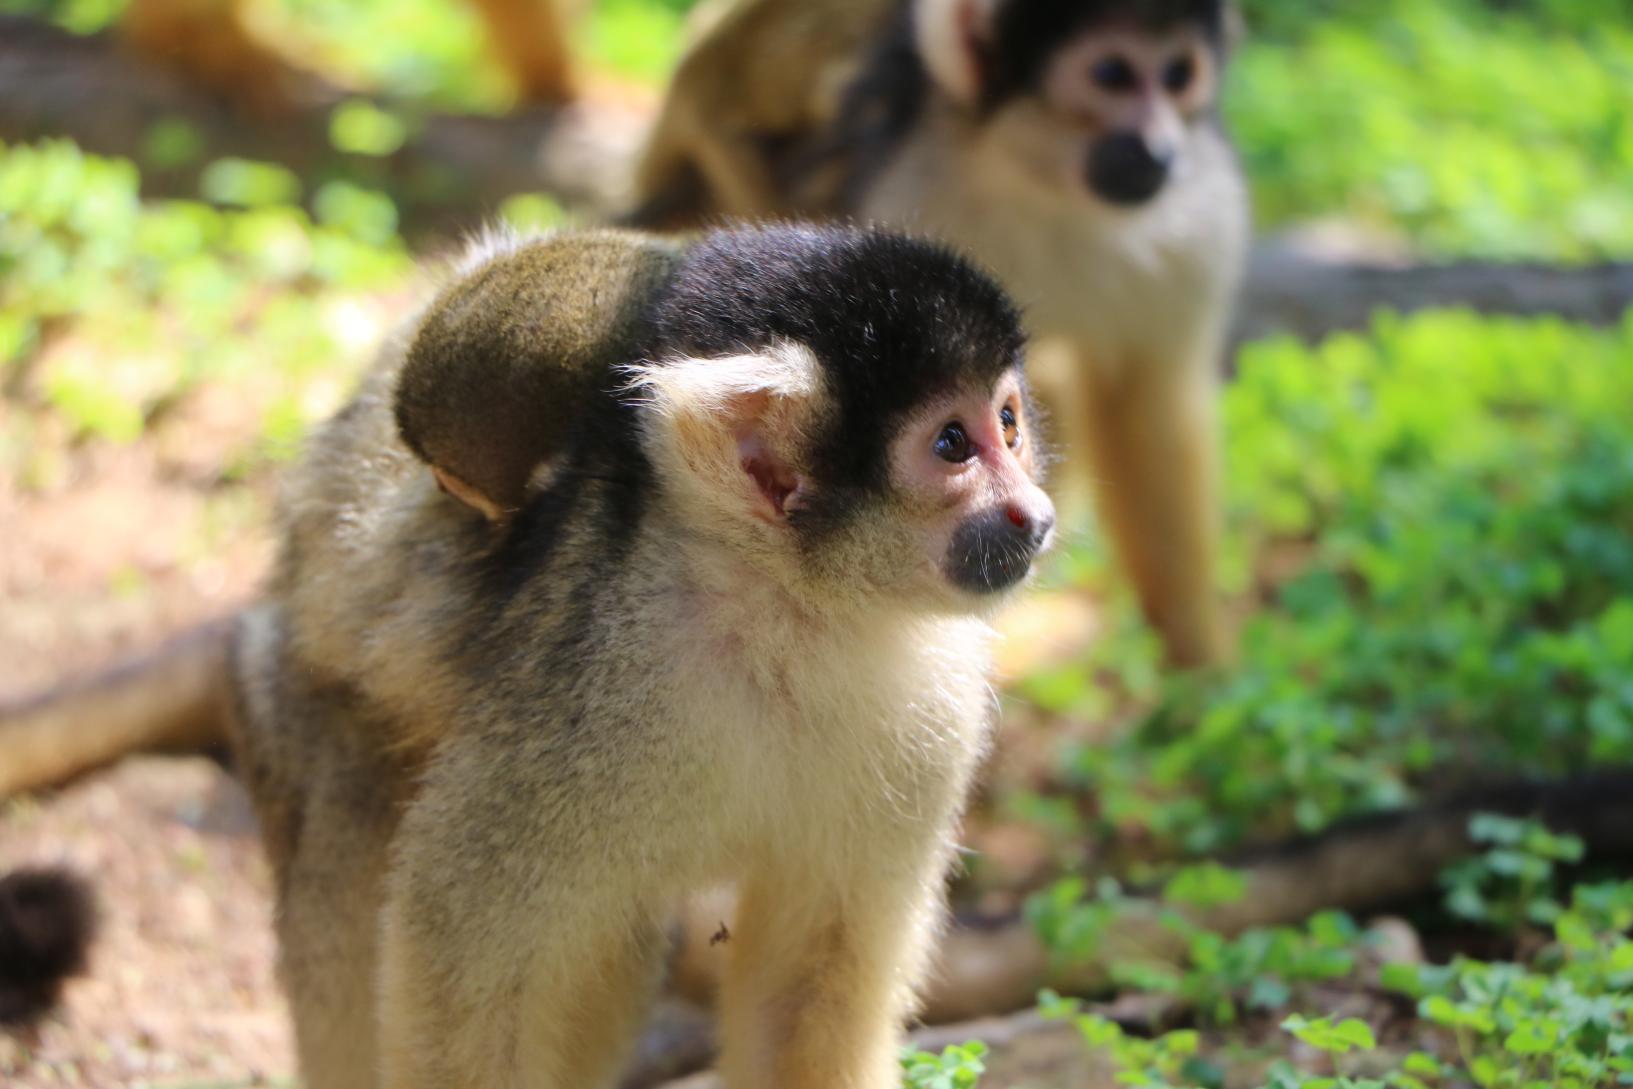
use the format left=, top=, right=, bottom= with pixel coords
left=933, top=422, right=974, bottom=463
left=1000, top=404, right=1020, bottom=449
left=1162, top=54, right=1195, bottom=93
left=1091, top=55, right=1139, bottom=92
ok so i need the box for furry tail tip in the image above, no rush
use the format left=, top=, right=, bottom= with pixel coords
left=0, top=867, right=97, bottom=1027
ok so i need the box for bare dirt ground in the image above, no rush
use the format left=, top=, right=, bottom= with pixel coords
left=1, top=383, right=293, bottom=1088
left=0, top=759, right=288, bottom=1088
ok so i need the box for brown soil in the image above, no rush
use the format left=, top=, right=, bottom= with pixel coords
left=1, top=376, right=292, bottom=1087
left=0, top=759, right=288, bottom=1088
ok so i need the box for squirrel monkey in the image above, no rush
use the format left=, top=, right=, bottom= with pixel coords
left=633, top=0, right=1251, bottom=668
left=120, top=0, right=578, bottom=112
left=2, top=224, right=1055, bottom=1087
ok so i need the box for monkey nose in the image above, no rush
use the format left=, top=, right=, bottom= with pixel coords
left=1087, top=133, right=1171, bottom=206
left=1004, top=502, right=1056, bottom=550
left=944, top=501, right=1055, bottom=595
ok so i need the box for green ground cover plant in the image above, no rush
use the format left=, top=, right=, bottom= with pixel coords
left=1017, top=862, right=1633, bottom=1088
left=901, top=1042, right=990, bottom=1089
left=1031, top=310, right=1633, bottom=855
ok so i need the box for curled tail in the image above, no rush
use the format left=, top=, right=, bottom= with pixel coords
left=0, top=869, right=97, bottom=1025
left=0, top=618, right=235, bottom=798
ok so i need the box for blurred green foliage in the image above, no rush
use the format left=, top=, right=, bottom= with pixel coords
left=1440, top=814, right=1587, bottom=932
left=1232, top=0, right=1633, bottom=259
left=1029, top=857, right=1633, bottom=1087
left=1042, top=989, right=1219, bottom=1089
left=2, top=0, right=1627, bottom=257
left=1030, top=872, right=1363, bottom=1027
left=0, top=0, right=698, bottom=103
left=0, top=138, right=410, bottom=457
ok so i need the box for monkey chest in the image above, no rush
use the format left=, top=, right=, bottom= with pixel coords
left=670, top=647, right=989, bottom=843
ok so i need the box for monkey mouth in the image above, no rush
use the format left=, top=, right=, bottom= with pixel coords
left=943, top=512, right=1050, bottom=594
left=1086, top=135, right=1172, bottom=206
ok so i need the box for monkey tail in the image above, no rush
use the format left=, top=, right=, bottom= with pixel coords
left=0, top=618, right=235, bottom=798
left=0, top=868, right=97, bottom=1025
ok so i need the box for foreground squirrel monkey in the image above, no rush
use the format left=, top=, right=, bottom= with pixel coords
left=6, top=224, right=1055, bottom=1087
left=634, top=0, right=1251, bottom=669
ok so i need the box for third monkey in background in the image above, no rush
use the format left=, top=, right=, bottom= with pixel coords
left=634, top=0, right=1250, bottom=668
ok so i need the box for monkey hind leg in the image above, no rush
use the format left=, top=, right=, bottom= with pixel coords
left=120, top=0, right=311, bottom=116
left=227, top=618, right=401, bottom=1089
left=0, top=618, right=234, bottom=798
left=467, top=0, right=577, bottom=105
left=377, top=896, right=670, bottom=1089
left=273, top=758, right=397, bottom=1089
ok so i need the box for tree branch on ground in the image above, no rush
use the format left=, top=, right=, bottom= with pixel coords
left=0, top=16, right=641, bottom=238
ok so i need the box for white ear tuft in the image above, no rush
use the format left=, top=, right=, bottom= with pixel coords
left=914, top=0, right=998, bottom=105
left=624, top=343, right=820, bottom=422
left=626, top=343, right=821, bottom=526
left=448, top=222, right=539, bottom=280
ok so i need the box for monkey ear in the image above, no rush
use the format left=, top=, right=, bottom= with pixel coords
left=394, top=231, right=679, bottom=522
left=628, top=346, right=819, bottom=526
left=914, top=0, right=998, bottom=105
left=736, top=425, right=808, bottom=522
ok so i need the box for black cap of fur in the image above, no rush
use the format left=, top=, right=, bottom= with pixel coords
left=651, top=223, right=1025, bottom=493
left=989, top=0, right=1230, bottom=104
left=0, top=868, right=97, bottom=1026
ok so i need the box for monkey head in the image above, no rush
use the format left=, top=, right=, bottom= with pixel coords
left=634, top=224, right=1055, bottom=612
left=915, top=0, right=1232, bottom=207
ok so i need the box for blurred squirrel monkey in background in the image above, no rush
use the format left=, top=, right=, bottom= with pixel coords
left=120, top=0, right=578, bottom=112
left=634, top=0, right=1251, bottom=668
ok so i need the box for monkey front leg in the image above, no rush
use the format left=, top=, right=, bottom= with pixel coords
left=717, top=848, right=950, bottom=1089
left=1078, top=355, right=1227, bottom=668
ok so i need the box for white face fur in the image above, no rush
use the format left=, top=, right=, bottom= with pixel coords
left=916, top=0, right=1223, bottom=207
left=887, top=369, right=1055, bottom=603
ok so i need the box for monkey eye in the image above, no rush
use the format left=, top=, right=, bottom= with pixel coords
left=1091, top=55, right=1139, bottom=93
left=933, top=421, right=974, bottom=463
left=1000, top=404, right=1020, bottom=449
left=1162, top=54, right=1195, bottom=93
